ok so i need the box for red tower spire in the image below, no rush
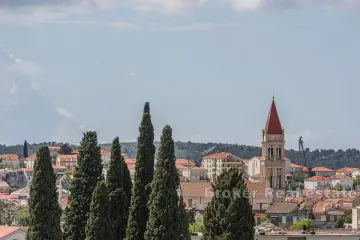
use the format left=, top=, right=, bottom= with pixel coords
left=265, top=98, right=283, bottom=134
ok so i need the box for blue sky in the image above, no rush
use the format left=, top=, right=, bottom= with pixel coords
left=0, top=0, right=360, bottom=150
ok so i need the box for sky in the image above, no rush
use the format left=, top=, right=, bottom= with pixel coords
left=0, top=0, right=360, bottom=150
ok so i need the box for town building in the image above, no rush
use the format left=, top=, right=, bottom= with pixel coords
left=56, top=154, right=78, bottom=169
left=312, top=167, right=335, bottom=177
left=304, top=176, right=331, bottom=190
left=328, top=173, right=353, bottom=189
left=180, top=181, right=212, bottom=212
left=0, top=154, right=20, bottom=169
left=201, top=152, right=244, bottom=182
left=266, top=203, right=299, bottom=228
left=24, top=154, right=36, bottom=169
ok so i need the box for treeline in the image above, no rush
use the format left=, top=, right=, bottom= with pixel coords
left=24, top=102, right=255, bottom=240
left=175, top=142, right=360, bottom=169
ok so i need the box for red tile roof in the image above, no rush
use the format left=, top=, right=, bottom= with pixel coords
left=265, top=99, right=283, bottom=134
left=25, top=153, right=36, bottom=161
left=203, top=152, right=235, bottom=159
left=312, top=166, right=334, bottom=172
left=180, top=182, right=212, bottom=198
left=266, top=203, right=299, bottom=214
left=305, top=176, right=330, bottom=182
left=0, top=226, right=25, bottom=238
left=100, top=149, right=111, bottom=156
left=0, top=154, right=19, bottom=161
left=57, top=154, right=78, bottom=160
left=328, top=173, right=352, bottom=180
left=176, top=159, right=196, bottom=165
left=337, top=167, right=358, bottom=173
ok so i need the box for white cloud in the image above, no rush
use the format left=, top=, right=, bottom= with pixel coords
left=7, top=60, right=43, bottom=76
left=0, top=0, right=116, bottom=25
left=166, top=22, right=238, bottom=31
left=9, top=83, right=18, bottom=94
left=56, top=107, right=73, bottom=119
left=134, top=0, right=206, bottom=15
left=108, top=21, right=137, bottom=29
left=230, top=0, right=360, bottom=11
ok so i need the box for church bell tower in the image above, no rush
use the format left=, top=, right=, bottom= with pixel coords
left=261, top=97, right=286, bottom=203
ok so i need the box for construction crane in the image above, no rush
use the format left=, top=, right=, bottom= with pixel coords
left=298, top=136, right=306, bottom=167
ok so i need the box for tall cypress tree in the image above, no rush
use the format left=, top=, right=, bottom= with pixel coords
left=126, top=102, right=155, bottom=240
left=144, top=125, right=180, bottom=240
left=85, top=181, right=112, bottom=240
left=23, top=140, right=28, bottom=158
left=178, top=196, right=191, bottom=240
left=107, top=137, right=128, bottom=240
left=27, top=146, right=62, bottom=240
left=203, top=168, right=255, bottom=240
left=63, top=131, right=103, bottom=240
left=123, top=158, right=132, bottom=208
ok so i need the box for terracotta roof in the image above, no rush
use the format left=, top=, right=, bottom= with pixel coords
left=313, top=199, right=344, bottom=214
left=180, top=182, right=212, bottom=198
left=203, top=152, right=237, bottom=159
left=312, top=166, right=334, bottom=172
left=266, top=203, right=298, bottom=214
left=57, top=154, right=78, bottom=160
left=337, top=167, right=358, bottom=173
left=328, top=173, right=352, bottom=180
left=0, top=226, right=25, bottom=238
left=25, top=153, right=36, bottom=161
left=176, top=159, right=196, bottom=165
left=305, top=176, right=330, bottom=182
left=265, top=99, right=283, bottom=134
left=0, top=154, right=19, bottom=161
left=59, top=196, right=69, bottom=207
left=100, top=149, right=111, bottom=156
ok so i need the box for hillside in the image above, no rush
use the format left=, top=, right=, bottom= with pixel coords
left=1, top=141, right=360, bottom=170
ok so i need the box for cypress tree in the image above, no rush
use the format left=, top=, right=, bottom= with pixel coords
left=203, top=168, right=255, bottom=240
left=23, top=140, right=28, bottom=158
left=107, top=137, right=128, bottom=240
left=27, top=146, right=62, bottom=240
left=144, top=125, right=180, bottom=240
left=178, top=196, right=191, bottom=240
left=123, top=158, right=132, bottom=207
left=85, top=181, right=112, bottom=240
left=63, top=131, right=103, bottom=240
left=126, top=102, right=155, bottom=240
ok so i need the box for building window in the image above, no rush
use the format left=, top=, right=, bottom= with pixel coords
left=282, top=216, right=286, bottom=224
left=293, top=216, right=298, bottom=223
left=330, top=215, right=335, bottom=222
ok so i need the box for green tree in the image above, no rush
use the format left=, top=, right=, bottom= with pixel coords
left=107, top=137, right=128, bottom=240
left=0, top=200, right=17, bottom=225
left=14, top=206, right=29, bottom=226
left=290, top=219, right=314, bottom=230
left=85, top=181, right=113, bottom=240
left=189, top=219, right=204, bottom=234
left=123, top=158, right=133, bottom=207
left=144, top=125, right=182, bottom=240
left=23, top=140, right=28, bottom=158
left=27, top=146, right=62, bottom=240
left=126, top=102, right=155, bottom=240
left=353, top=176, right=360, bottom=189
left=203, top=168, right=254, bottom=240
left=334, top=183, right=343, bottom=191
left=59, top=143, right=72, bottom=155
left=63, top=131, right=103, bottom=240
left=85, top=181, right=115, bottom=240
left=178, top=196, right=191, bottom=240
left=335, top=209, right=352, bottom=228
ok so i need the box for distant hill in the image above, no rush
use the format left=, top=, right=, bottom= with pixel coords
left=1, top=141, right=360, bottom=170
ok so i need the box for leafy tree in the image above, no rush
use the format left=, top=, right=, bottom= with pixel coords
left=14, top=206, right=29, bottom=226
left=353, top=176, right=360, bottom=189
left=189, top=219, right=204, bottom=234
left=144, top=125, right=181, bottom=240
left=107, top=137, right=128, bottom=240
left=126, top=102, right=155, bottom=240
left=123, top=159, right=132, bottom=207
left=0, top=200, right=17, bottom=225
left=27, top=146, right=62, bottom=240
left=335, top=209, right=352, bottom=228
left=63, top=131, right=103, bottom=240
left=59, top=143, right=72, bottom=155
left=290, top=219, right=314, bottom=230
left=333, top=183, right=343, bottom=191
left=85, top=181, right=113, bottom=240
left=203, top=168, right=254, bottom=240
left=23, top=140, right=28, bottom=158
left=293, top=171, right=306, bottom=183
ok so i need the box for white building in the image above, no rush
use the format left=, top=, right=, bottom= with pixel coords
left=329, top=173, right=353, bottom=189
left=202, top=152, right=244, bottom=181
left=0, top=154, right=20, bottom=168
left=304, top=176, right=331, bottom=190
